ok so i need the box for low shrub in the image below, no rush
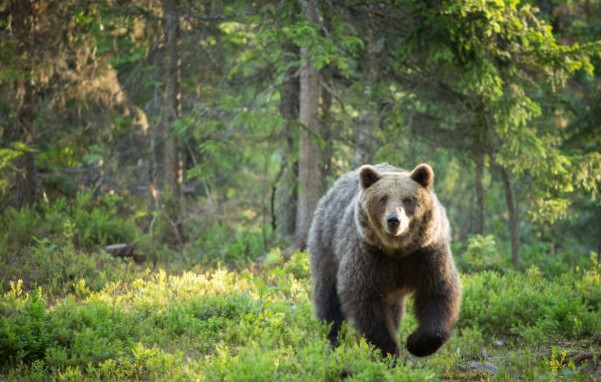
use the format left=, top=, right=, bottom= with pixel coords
left=0, top=192, right=140, bottom=252
left=183, top=222, right=266, bottom=267
left=0, top=248, right=599, bottom=380
left=460, top=264, right=601, bottom=341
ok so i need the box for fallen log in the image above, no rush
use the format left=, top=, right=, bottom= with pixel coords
left=104, top=243, right=146, bottom=264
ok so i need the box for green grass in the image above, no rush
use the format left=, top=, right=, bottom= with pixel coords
left=0, top=201, right=599, bottom=380
left=1, top=246, right=600, bottom=381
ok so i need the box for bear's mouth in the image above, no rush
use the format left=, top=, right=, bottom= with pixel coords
left=385, top=219, right=409, bottom=236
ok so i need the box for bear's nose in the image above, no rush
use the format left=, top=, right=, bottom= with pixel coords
left=386, top=214, right=401, bottom=230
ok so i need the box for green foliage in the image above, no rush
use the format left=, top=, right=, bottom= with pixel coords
left=0, top=282, right=52, bottom=366
left=278, top=19, right=362, bottom=75
left=574, top=252, right=601, bottom=309
left=460, top=265, right=601, bottom=341
left=183, top=222, right=266, bottom=267
left=0, top=143, right=27, bottom=200
left=395, top=0, right=601, bottom=227
left=460, top=234, right=508, bottom=272
left=282, top=251, right=311, bottom=280
left=0, top=193, right=144, bottom=294
left=2, top=0, right=600, bottom=261
left=0, top=235, right=136, bottom=296
left=458, top=233, right=596, bottom=276
left=517, top=241, right=593, bottom=275
left=1, top=0, right=601, bottom=379
left=0, top=245, right=599, bottom=380
left=0, top=191, right=139, bottom=250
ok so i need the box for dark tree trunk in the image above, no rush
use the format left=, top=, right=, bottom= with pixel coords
left=352, top=10, right=381, bottom=168
left=275, top=41, right=300, bottom=240
left=474, top=133, right=485, bottom=235
left=294, top=0, right=322, bottom=249
left=15, top=79, right=37, bottom=208
left=320, top=66, right=333, bottom=181
left=320, top=12, right=334, bottom=181
left=157, top=0, right=183, bottom=242
left=161, top=0, right=181, bottom=201
left=500, top=166, right=519, bottom=268
left=473, top=101, right=487, bottom=235
left=11, top=0, right=37, bottom=208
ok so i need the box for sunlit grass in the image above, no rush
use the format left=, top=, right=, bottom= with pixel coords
left=1, top=249, right=599, bottom=381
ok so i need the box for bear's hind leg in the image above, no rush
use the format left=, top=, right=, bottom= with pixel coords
left=313, top=278, right=345, bottom=347
left=342, top=295, right=401, bottom=358
left=390, top=299, right=405, bottom=333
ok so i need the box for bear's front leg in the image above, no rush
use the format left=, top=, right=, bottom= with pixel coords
left=339, top=289, right=401, bottom=358
left=407, top=258, right=461, bottom=357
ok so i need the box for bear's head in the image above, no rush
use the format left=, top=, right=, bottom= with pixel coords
left=356, top=164, right=446, bottom=254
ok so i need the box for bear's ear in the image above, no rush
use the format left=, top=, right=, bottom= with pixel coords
left=410, top=163, right=434, bottom=189
left=359, top=165, right=381, bottom=190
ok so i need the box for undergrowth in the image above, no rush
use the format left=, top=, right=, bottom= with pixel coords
left=1, top=249, right=600, bottom=381
left=0, top=197, right=600, bottom=381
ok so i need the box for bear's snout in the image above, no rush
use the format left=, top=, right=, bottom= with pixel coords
left=386, top=213, right=401, bottom=231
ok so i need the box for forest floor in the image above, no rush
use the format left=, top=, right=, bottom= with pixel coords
left=1, top=247, right=600, bottom=381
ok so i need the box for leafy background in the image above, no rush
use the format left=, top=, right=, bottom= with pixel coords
left=0, top=0, right=600, bottom=380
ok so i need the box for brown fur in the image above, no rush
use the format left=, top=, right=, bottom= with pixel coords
left=308, top=163, right=461, bottom=358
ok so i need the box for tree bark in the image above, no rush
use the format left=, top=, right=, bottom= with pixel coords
left=157, top=0, right=183, bottom=242
left=474, top=131, right=485, bottom=235
left=275, top=41, right=300, bottom=240
left=320, top=66, right=333, bottom=181
left=500, top=166, right=519, bottom=267
left=11, top=0, right=37, bottom=208
left=161, top=0, right=181, bottom=201
left=473, top=100, right=489, bottom=236
left=352, top=10, right=381, bottom=168
left=294, top=0, right=322, bottom=249
left=319, top=11, right=334, bottom=181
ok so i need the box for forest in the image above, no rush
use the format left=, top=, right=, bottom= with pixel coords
left=0, top=0, right=600, bottom=380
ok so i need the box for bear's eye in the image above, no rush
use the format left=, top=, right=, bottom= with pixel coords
left=402, top=197, right=416, bottom=207
left=379, top=196, right=388, bottom=206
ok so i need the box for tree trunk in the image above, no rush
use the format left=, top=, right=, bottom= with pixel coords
left=11, top=0, right=37, bottom=208
left=500, top=166, right=519, bottom=268
left=473, top=100, right=487, bottom=235
left=474, top=132, right=485, bottom=235
left=352, top=11, right=381, bottom=168
left=158, top=0, right=183, bottom=242
left=320, top=66, right=333, bottom=181
left=161, top=0, right=181, bottom=201
left=320, top=11, right=334, bottom=181
left=275, top=41, right=300, bottom=240
left=294, top=0, right=322, bottom=249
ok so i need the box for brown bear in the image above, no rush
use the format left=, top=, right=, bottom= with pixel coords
left=308, top=163, right=461, bottom=358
